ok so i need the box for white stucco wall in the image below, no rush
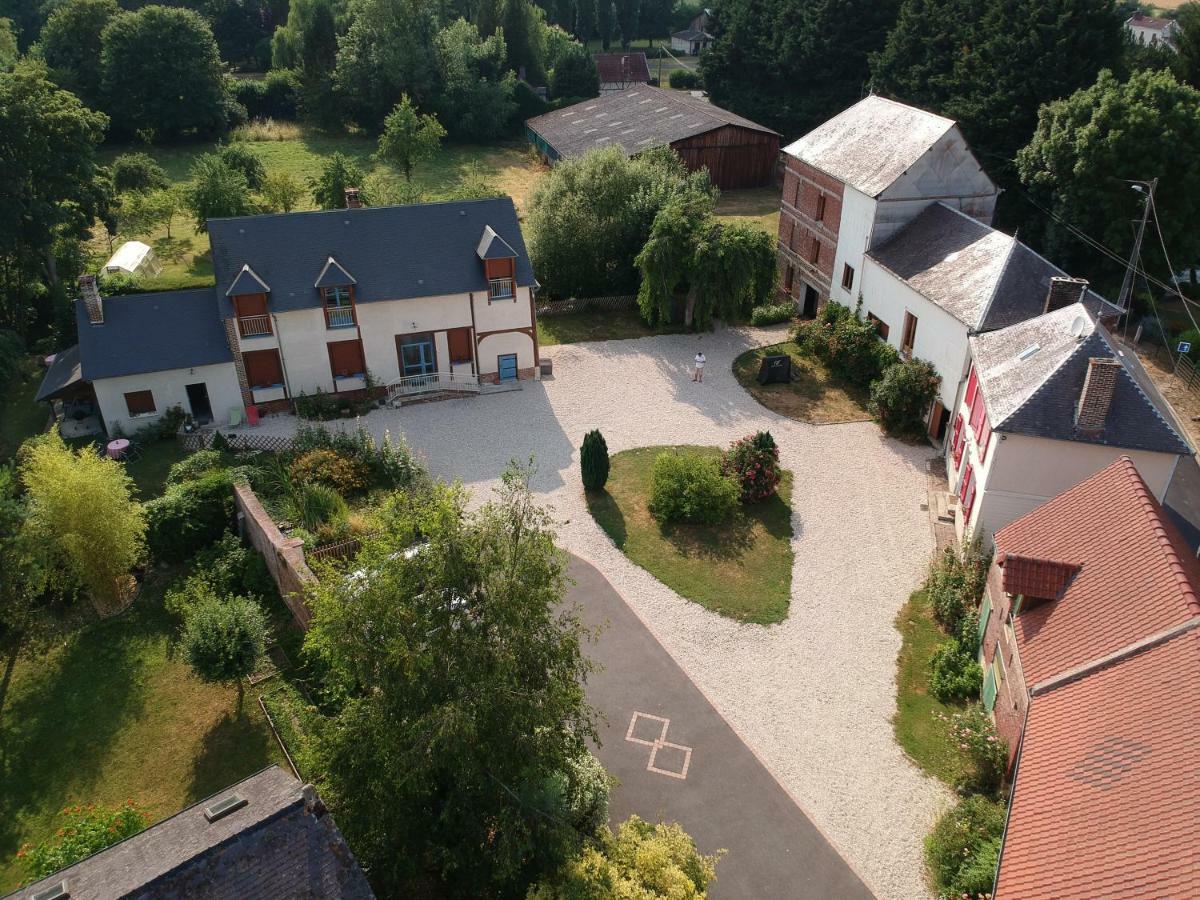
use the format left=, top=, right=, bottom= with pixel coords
left=93, top=361, right=242, bottom=435
left=472, top=285, right=535, bottom=334
left=828, top=186, right=876, bottom=307
left=860, top=260, right=971, bottom=414
left=477, top=331, right=536, bottom=376
left=359, top=294, right=474, bottom=383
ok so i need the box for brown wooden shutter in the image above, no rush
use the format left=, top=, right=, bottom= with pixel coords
left=124, top=390, right=156, bottom=416
left=484, top=257, right=515, bottom=279
left=243, top=349, right=284, bottom=388
left=233, top=293, right=268, bottom=317
left=447, top=328, right=473, bottom=364
left=327, top=339, right=365, bottom=378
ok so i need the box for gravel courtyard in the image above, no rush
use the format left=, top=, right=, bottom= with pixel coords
left=241, top=324, right=951, bottom=899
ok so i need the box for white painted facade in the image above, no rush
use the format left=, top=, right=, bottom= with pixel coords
left=828, top=185, right=875, bottom=307
left=93, top=361, right=243, bottom=435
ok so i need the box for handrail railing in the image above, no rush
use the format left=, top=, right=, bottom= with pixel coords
left=489, top=278, right=514, bottom=300
left=387, top=371, right=481, bottom=398
left=325, top=306, right=355, bottom=328
left=238, top=314, right=272, bottom=337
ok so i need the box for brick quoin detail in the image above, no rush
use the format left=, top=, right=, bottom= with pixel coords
left=223, top=318, right=254, bottom=407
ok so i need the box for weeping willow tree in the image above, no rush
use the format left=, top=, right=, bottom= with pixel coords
left=636, top=198, right=776, bottom=330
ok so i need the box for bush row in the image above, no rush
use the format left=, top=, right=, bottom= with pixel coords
left=646, top=431, right=783, bottom=525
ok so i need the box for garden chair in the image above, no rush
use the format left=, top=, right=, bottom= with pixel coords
left=229, top=407, right=244, bottom=427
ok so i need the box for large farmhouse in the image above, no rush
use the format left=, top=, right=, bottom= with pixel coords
left=525, top=85, right=779, bottom=189
left=38, top=195, right=539, bottom=436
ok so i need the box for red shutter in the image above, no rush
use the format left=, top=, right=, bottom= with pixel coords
left=978, top=415, right=992, bottom=462
left=952, top=414, right=965, bottom=466
left=328, top=339, right=366, bottom=379
left=959, top=463, right=974, bottom=504
left=243, top=349, right=284, bottom=388
left=969, top=391, right=986, bottom=435
left=963, top=473, right=978, bottom=523
left=965, top=367, right=978, bottom=408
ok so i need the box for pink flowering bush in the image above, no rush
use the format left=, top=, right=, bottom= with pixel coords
left=19, top=801, right=149, bottom=880
left=937, top=703, right=1008, bottom=797
left=720, top=431, right=782, bottom=503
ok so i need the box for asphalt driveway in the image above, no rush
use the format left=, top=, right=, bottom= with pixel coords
left=569, top=555, right=874, bottom=899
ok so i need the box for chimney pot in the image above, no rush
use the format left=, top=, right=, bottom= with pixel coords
left=1045, top=275, right=1090, bottom=315
left=1075, top=357, right=1121, bottom=432
left=79, top=274, right=104, bottom=325
left=344, top=187, right=362, bottom=209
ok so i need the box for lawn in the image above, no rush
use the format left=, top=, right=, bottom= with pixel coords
left=892, top=589, right=968, bottom=785
left=124, top=440, right=190, bottom=500
left=0, top=359, right=49, bottom=461
left=714, top=186, right=780, bottom=236
left=733, top=342, right=872, bottom=425
left=537, top=307, right=686, bottom=346
left=586, top=446, right=794, bottom=624
left=0, top=571, right=289, bottom=891
left=93, top=131, right=547, bottom=292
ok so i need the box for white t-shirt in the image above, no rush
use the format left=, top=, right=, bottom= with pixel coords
left=694, top=353, right=706, bottom=368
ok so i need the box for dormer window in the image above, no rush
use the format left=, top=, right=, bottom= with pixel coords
left=476, top=224, right=518, bottom=303
left=323, top=286, right=355, bottom=328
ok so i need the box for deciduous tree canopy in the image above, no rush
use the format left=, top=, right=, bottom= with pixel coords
left=36, top=0, right=120, bottom=108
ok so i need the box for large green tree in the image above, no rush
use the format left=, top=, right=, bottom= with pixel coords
left=501, top=0, right=545, bottom=82
left=1175, top=2, right=1200, bottom=89
left=528, top=145, right=715, bottom=298
left=0, top=17, right=18, bottom=70
left=548, top=39, right=598, bottom=99
left=333, top=0, right=442, bottom=130
left=0, top=62, right=108, bottom=334
left=701, top=0, right=901, bottom=139
left=305, top=467, right=598, bottom=895
left=183, top=154, right=255, bottom=232
left=376, top=93, right=446, bottom=180
left=1016, top=68, right=1200, bottom=289
left=272, top=0, right=349, bottom=68
left=871, top=0, right=1124, bottom=170
left=181, top=595, right=268, bottom=709
left=308, top=151, right=368, bottom=208
left=434, top=18, right=517, bottom=140
left=100, top=5, right=230, bottom=141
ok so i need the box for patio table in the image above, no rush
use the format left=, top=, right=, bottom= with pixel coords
left=106, top=438, right=130, bottom=460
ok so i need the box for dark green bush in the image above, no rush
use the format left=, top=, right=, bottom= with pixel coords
left=294, top=389, right=344, bottom=421
left=870, top=358, right=941, bottom=437
left=924, top=796, right=1006, bottom=896
left=97, top=271, right=141, bottom=296
left=943, top=704, right=1009, bottom=797
left=164, top=531, right=274, bottom=618
left=111, top=152, right=169, bottom=194
left=0, top=329, right=23, bottom=383
left=581, top=429, right=610, bottom=491
left=749, top=303, right=795, bottom=326
left=928, top=541, right=989, bottom=633
left=669, top=68, right=702, bottom=89
left=929, top=639, right=982, bottom=702
left=792, top=301, right=896, bottom=387
left=291, top=424, right=423, bottom=490
left=649, top=451, right=739, bottom=525
left=218, top=142, right=266, bottom=191
left=234, top=69, right=299, bottom=120
left=144, top=470, right=236, bottom=562
left=166, top=449, right=226, bottom=487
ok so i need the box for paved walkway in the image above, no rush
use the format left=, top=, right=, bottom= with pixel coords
left=237, top=325, right=950, bottom=899
left=569, top=554, right=873, bottom=898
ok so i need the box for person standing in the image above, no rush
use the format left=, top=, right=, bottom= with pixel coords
left=693, top=350, right=706, bottom=382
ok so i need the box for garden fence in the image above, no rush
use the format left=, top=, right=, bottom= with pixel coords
left=179, top=428, right=295, bottom=454
left=307, top=532, right=379, bottom=564
left=535, top=295, right=636, bottom=316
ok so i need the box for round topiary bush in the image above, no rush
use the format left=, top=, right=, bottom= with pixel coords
left=289, top=448, right=369, bottom=495
left=721, top=431, right=782, bottom=503
left=648, top=450, right=739, bottom=525
left=581, top=429, right=610, bottom=491
left=869, top=357, right=941, bottom=437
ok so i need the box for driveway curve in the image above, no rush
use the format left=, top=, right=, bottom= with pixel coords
left=241, top=324, right=951, bottom=899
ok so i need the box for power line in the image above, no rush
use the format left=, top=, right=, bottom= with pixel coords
left=1149, top=190, right=1200, bottom=337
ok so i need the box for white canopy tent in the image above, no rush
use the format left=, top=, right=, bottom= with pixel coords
left=103, top=241, right=163, bottom=279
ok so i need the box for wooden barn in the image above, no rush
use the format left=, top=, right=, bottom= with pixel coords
left=525, top=85, right=779, bottom=190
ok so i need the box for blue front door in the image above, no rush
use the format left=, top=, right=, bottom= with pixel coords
left=498, top=353, right=518, bottom=382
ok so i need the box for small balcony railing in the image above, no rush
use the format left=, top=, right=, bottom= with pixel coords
left=326, top=306, right=355, bottom=328
left=238, top=314, right=272, bottom=338
left=489, top=278, right=515, bottom=301
left=386, top=372, right=481, bottom=400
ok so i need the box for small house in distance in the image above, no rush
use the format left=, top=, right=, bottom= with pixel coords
left=595, top=52, right=653, bottom=93
left=671, top=10, right=714, bottom=55
left=1125, top=13, right=1179, bottom=48
left=525, top=85, right=779, bottom=189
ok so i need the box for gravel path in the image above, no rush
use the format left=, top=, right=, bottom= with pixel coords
left=240, top=324, right=951, bottom=899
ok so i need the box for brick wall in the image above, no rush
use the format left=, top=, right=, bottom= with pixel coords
left=479, top=367, right=538, bottom=385
left=777, top=156, right=844, bottom=302
left=234, top=482, right=317, bottom=629
left=980, top=563, right=1027, bottom=771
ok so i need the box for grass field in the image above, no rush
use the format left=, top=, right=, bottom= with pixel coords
left=892, top=589, right=968, bottom=785
left=538, top=307, right=687, bottom=346
left=733, top=342, right=872, bottom=425
left=587, top=446, right=794, bottom=624
left=0, top=359, right=48, bottom=461
left=0, top=571, right=289, bottom=891
left=714, top=186, right=780, bottom=235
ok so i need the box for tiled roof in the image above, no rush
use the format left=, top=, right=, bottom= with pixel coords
left=74, top=289, right=233, bottom=380
left=782, top=95, right=970, bottom=197
left=969, top=304, right=1189, bottom=454
left=35, top=343, right=84, bottom=402
left=994, top=457, right=1200, bottom=685
left=998, top=553, right=1080, bottom=601
left=525, top=85, right=777, bottom=160
left=209, top=198, right=534, bottom=315
left=994, top=627, right=1200, bottom=899
left=867, top=203, right=1117, bottom=331
left=12, top=766, right=375, bottom=899
left=314, top=257, right=356, bottom=289
left=225, top=264, right=271, bottom=296
left=476, top=225, right=517, bottom=260
left=595, top=52, right=652, bottom=85
left=1127, top=13, right=1173, bottom=30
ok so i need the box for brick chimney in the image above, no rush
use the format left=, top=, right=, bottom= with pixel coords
left=1075, top=357, right=1121, bottom=431
left=344, top=187, right=362, bottom=209
left=79, top=274, right=103, bottom=325
left=1044, top=276, right=1090, bottom=314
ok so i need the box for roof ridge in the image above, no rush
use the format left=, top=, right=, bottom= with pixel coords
left=974, top=229, right=1019, bottom=333
left=1116, top=455, right=1200, bottom=617
left=208, top=195, right=514, bottom=226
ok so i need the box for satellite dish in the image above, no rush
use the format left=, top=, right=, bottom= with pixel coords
left=1070, top=315, right=1087, bottom=339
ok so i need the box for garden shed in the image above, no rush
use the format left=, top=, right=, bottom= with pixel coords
left=104, top=240, right=163, bottom=279
left=525, top=85, right=780, bottom=189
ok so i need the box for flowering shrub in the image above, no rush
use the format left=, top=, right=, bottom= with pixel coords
left=870, top=357, right=941, bottom=438
left=721, top=431, right=782, bottom=503
left=939, top=703, right=1008, bottom=797
left=924, top=795, right=1005, bottom=898
left=19, top=801, right=149, bottom=880
left=289, top=448, right=370, bottom=495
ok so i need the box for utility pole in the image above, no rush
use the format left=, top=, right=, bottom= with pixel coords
left=1117, top=177, right=1157, bottom=313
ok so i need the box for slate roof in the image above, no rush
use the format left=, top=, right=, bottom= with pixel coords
left=783, top=95, right=971, bottom=197
left=477, top=225, right=517, bottom=260
left=969, top=303, right=1189, bottom=454
left=225, top=264, right=271, bottom=297
left=314, top=257, right=356, bottom=288
left=525, top=85, right=777, bottom=160
left=994, top=627, right=1200, bottom=899
left=994, top=457, right=1200, bottom=685
left=867, top=202, right=1118, bottom=331
left=595, top=52, right=652, bottom=85
left=35, top=343, right=84, bottom=402
left=1127, top=12, right=1174, bottom=31
left=209, top=198, right=534, bottom=315
left=74, top=289, right=232, bottom=380
left=11, top=766, right=375, bottom=900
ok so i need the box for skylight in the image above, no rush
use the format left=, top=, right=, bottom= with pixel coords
left=1018, top=343, right=1041, bottom=361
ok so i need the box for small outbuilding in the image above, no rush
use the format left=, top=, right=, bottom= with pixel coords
left=525, top=85, right=779, bottom=190
left=596, top=52, right=653, bottom=93
left=103, top=240, right=163, bottom=279
left=671, top=10, right=714, bottom=55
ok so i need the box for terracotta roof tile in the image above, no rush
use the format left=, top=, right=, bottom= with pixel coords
left=998, top=553, right=1080, bottom=600
left=994, top=457, right=1200, bottom=685
left=994, top=629, right=1200, bottom=899
left=595, top=52, right=652, bottom=85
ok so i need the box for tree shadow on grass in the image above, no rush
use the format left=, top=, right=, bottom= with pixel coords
left=657, top=510, right=756, bottom=563
left=0, top=614, right=152, bottom=867
left=187, top=707, right=279, bottom=804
